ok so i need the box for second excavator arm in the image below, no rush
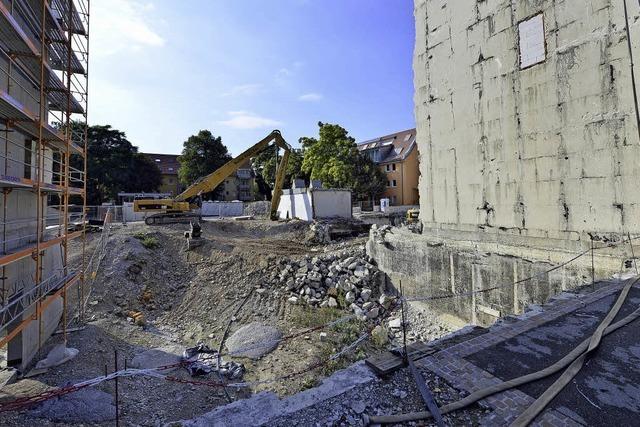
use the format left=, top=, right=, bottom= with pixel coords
left=175, top=129, right=292, bottom=220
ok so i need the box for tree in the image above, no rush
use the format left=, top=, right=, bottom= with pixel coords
left=300, top=122, right=386, bottom=200
left=71, top=124, right=162, bottom=205
left=178, top=130, right=232, bottom=200
left=252, top=146, right=306, bottom=199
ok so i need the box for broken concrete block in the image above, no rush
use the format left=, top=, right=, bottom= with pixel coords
left=388, top=318, right=402, bottom=329
left=226, top=323, right=282, bottom=360
left=35, top=344, right=79, bottom=370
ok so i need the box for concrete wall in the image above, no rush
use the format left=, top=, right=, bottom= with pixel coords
left=201, top=201, right=244, bottom=217
left=368, top=226, right=634, bottom=326
left=414, top=0, right=640, bottom=244
left=278, top=188, right=352, bottom=220
left=311, top=190, right=352, bottom=219
left=278, top=189, right=313, bottom=221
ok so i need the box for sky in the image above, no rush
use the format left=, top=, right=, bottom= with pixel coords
left=90, top=0, right=415, bottom=156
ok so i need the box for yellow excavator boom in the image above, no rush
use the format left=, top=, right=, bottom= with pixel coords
left=134, top=130, right=292, bottom=223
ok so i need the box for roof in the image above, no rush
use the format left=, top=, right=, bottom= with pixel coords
left=143, top=153, right=180, bottom=175
left=356, top=128, right=416, bottom=164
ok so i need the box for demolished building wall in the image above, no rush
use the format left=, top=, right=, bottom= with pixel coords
left=369, top=0, right=640, bottom=325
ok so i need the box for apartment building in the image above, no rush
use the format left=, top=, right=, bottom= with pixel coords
left=357, top=128, right=419, bottom=206
left=143, top=153, right=185, bottom=196
left=0, top=0, right=90, bottom=367
left=219, top=159, right=255, bottom=202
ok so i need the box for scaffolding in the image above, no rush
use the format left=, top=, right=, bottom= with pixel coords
left=0, top=0, right=89, bottom=368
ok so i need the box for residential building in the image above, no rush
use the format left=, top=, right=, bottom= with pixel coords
left=368, top=0, right=640, bottom=325
left=143, top=153, right=185, bottom=196
left=357, top=128, right=419, bottom=206
left=219, top=159, right=255, bottom=202
left=0, top=0, right=90, bottom=367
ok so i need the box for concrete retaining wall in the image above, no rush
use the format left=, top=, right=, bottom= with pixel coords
left=368, top=226, right=634, bottom=326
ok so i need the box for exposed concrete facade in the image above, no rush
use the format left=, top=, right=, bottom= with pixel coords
left=369, top=0, right=640, bottom=325
left=414, top=0, right=640, bottom=239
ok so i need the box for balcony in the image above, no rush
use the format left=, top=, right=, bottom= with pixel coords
left=236, top=169, right=252, bottom=179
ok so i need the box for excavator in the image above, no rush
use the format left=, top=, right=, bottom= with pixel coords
left=133, top=130, right=292, bottom=225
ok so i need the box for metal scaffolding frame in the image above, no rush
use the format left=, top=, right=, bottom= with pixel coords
left=0, top=0, right=89, bottom=363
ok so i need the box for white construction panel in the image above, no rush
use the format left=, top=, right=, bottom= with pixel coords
left=519, top=14, right=545, bottom=68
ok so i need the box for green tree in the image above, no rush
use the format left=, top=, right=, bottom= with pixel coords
left=252, top=146, right=306, bottom=199
left=178, top=130, right=232, bottom=199
left=71, top=124, right=162, bottom=205
left=300, top=122, right=386, bottom=200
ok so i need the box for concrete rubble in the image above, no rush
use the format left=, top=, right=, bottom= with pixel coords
left=269, top=247, right=395, bottom=321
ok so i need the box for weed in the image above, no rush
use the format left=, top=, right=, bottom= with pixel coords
left=133, top=231, right=147, bottom=240
left=133, top=232, right=159, bottom=249
left=289, top=306, right=343, bottom=328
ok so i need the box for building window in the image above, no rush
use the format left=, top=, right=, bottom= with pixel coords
left=392, top=179, right=397, bottom=187
left=392, top=163, right=396, bottom=171
left=519, top=13, right=546, bottom=69
left=385, top=164, right=390, bottom=172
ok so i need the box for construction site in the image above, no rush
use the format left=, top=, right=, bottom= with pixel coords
left=0, top=0, right=640, bottom=426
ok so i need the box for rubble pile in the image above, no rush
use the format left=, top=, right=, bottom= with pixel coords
left=265, top=248, right=396, bottom=321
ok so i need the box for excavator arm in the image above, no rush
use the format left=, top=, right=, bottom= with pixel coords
left=134, top=130, right=292, bottom=222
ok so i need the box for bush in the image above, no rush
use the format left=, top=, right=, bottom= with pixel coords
left=133, top=232, right=159, bottom=249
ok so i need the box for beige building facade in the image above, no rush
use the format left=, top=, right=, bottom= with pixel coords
left=358, top=128, right=419, bottom=206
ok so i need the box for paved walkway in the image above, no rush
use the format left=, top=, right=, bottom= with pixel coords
left=417, top=279, right=640, bottom=426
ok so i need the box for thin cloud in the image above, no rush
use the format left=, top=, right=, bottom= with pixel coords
left=298, top=92, right=323, bottom=102
left=222, top=84, right=264, bottom=97
left=218, top=111, right=282, bottom=130
left=92, top=0, right=164, bottom=57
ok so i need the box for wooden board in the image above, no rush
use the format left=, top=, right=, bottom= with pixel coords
left=366, top=326, right=489, bottom=376
left=366, top=341, right=436, bottom=375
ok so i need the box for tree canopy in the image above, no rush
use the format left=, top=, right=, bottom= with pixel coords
left=300, top=122, right=386, bottom=200
left=177, top=130, right=232, bottom=199
left=252, top=146, right=306, bottom=199
left=73, top=124, right=162, bottom=205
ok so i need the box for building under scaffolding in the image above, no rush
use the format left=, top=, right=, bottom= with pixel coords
left=0, top=0, right=89, bottom=369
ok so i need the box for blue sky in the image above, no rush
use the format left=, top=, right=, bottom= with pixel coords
left=90, top=1, right=415, bottom=155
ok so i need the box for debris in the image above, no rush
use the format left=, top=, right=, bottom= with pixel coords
left=35, top=344, right=79, bottom=370
left=127, top=310, right=146, bottom=326
left=320, top=332, right=328, bottom=342
left=183, top=343, right=245, bottom=379
left=0, top=368, right=17, bottom=388
left=388, top=318, right=402, bottom=329
left=271, top=247, right=388, bottom=320
left=371, top=325, right=389, bottom=346
left=226, top=323, right=282, bottom=360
